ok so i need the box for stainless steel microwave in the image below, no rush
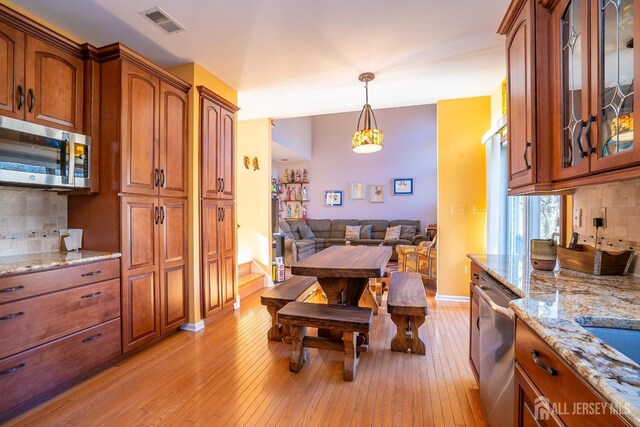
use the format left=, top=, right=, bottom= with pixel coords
left=0, top=117, right=91, bottom=189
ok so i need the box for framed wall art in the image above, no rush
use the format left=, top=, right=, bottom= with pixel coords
left=350, top=181, right=366, bottom=200
left=324, top=190, right=343, bottom=206
left=393, top=178, right=413, bottom=195
left=369, top=185, right=384, bottom=203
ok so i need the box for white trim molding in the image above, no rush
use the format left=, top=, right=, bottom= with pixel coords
left=435, top=293, right=470, bottom=303
left=233, top=295, right=241, bottom=311
left=180, top=320, right=205, bottom=332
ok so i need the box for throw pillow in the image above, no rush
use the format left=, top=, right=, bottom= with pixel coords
left=360, top=224, right=373, bottom=239
left=345, top=225, right=362, bottom=240
left=400, top=225, right=417, bottom=240
left=384, top=225, right=402, bottom=240
left=300, top=225, right=316, bottom=240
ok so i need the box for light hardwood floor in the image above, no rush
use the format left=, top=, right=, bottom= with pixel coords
left=6, top=287, right=486, bottom=427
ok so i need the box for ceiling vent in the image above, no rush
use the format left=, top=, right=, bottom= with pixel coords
left=139, top=7, right=185, bottom=34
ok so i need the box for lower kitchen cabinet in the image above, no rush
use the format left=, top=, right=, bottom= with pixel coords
left=121, top=195, right=188, bottom=352
left=201, top=199, right=236, bottom=318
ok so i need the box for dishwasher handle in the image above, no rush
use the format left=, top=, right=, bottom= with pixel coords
left=475, top=285, right=514, bottom=320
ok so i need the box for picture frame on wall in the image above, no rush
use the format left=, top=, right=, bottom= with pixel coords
left=369, top=185, right=384, bottom=203
left=393, top=178, right=414, bottom=195
left=350, top=181, right=366, bottom=200
left=324, top=190, right=343, bottom=206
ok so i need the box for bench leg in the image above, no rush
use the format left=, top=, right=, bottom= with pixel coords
left=409, top=315, right=426, bottom=355
left=359, top=282, right=379, bottom=315
left=343, top=331, right=359, bottom=381
left=289, top=325, right=309, bottom=373
left=267, top=305, right=286, bottom=341
left=390, top=314, right=411, bottom=353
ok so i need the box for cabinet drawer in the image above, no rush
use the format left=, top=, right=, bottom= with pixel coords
left=0, top=279, right=120, bottom=359
left=0, top=318, right=121, bottom=414
left=0, top=259, right=120, bottom=303
left=515, top=319, right=629, bottom=427
left=470, top=262, right=482, bottom=286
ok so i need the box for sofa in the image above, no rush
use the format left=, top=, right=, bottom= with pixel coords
left=278, top=219, right=427, bottom=265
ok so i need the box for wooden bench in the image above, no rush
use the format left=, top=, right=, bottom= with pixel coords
left=277, top=302, right=372, bottom=381
left=260, top=276, right=321, bottom=341
left=387, top=272, right=429, bottom=354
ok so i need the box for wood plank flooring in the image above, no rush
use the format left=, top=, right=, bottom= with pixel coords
left=5, top=287, right=486, bottom=426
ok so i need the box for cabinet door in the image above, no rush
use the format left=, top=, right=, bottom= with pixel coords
left=159, top=82, right=188, bottom=197
left=589, top=0, right=639, bottom=172
left=219, top=107, right=235, bottom=199
left=551, top=0, right=592, bottom=180
left=121, top=196, right=160, bottom=352
left=507, top=0, right=535, bottom=189
left=200, top=97, right=221, bottom=198
left=0, top=22, right=24, bottom=119
left=201, top=199, right=222, bottom=317
left=24, top=36, right=83, bottom=132
left=159, top=198, right=188, bottom=333
left=121, top=61, right=160, bottom=196
left=220, top=200, right=236, bottom=305
left=515, top=364, right=564, bottom=427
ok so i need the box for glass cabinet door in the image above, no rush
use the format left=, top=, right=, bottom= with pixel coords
left=591, top=0, right=639, bottom=171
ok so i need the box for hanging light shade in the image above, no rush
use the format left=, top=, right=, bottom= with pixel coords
left=352, top=72, right=384, bottom=153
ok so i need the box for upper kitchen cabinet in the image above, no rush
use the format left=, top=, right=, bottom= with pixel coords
left=199, top=86, right=238, bottom=199
left=499, top=0, right=553, bottom=194
left=0, top=8, right=84, bottom=133
left=550, top=0, right=638, bottom=182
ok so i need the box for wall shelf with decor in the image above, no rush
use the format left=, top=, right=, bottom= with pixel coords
left=283, top=199, right=310, bottom=204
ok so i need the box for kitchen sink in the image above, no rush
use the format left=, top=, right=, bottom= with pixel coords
left=583, top=327, right=640, bottom=365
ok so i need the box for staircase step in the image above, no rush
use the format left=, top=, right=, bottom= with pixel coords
left=239, top=273, right=265, bottom=299
left=238, top=261, right=252, bottom=278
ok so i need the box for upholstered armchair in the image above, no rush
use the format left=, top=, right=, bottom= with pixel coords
left=396, top=237, right=437, bottom=285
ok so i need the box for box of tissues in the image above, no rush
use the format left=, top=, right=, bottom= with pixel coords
left=60, top=229, right=83, bottom=252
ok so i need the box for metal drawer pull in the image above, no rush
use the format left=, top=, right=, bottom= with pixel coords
left=472, top=273, right=479, bottom=280
left=17, top=85, right=24, bottom=110
left=0, top=285, right=25, bottom=293
left=28, top=88, right=35, bottom=112
left=0, top=363, right=25, bottom=376
left=81, top=270, right=101, bottom=277
left=81, top=291, right=102, bottom=299
left=0, top=311, right=24, bottom=321
left=82, top=333, right=102, bottom=343
left=531, top=349, right=557, bottom=376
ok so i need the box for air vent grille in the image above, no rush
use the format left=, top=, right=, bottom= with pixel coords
left=139, top=7, right=185, bottom=34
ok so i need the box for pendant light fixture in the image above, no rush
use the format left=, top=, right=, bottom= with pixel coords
left=352, top=72, right=384, bottom=153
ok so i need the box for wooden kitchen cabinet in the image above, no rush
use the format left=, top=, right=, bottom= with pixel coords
left=499, top=0, right=553, bottom=194
left=0, top=15, right=84, bottom=132
left=159, top=81, right=188, bottom=198
left=199, top=86, right=236, bottom=199
left=201, top=199, right=236, bottom=317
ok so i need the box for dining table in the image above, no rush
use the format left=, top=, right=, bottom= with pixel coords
left=290, top=245, right=392, bottom=311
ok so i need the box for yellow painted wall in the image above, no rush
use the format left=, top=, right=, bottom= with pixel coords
left=437, top=97, right=490, bottom=297
left=237, top=120, right=272, bottom=271
left=165, top=64, right=238, bottom=323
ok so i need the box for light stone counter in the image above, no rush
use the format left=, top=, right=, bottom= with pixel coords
left=0, top=250, right=121, bottom=277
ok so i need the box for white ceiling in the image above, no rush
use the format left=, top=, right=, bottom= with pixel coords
left=12, top=0, right=510, bottom=120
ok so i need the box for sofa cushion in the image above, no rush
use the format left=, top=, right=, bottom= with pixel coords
left=400, top=225, right=417, bottom=240
left=384, top=225, right=402, bottom=240
left=360, top=220, right=389, bottom=239
left=313, top=238, right=326, bottom=251
left=360, top=224, right=373, bottom=239
left=286, top=219, right=309, bottom=240
left=350, top=239, right=383, bottom=246
left=300, top=225, right=316, bottom=239
left=345, top=225, right=361, bottom=240
left=390, top=219, right=421, bottom=232
left=278, top=220, right=296, bottom=240
left=329, top=219, right=360, bottom=238
left=296, top=239, right=316, bottom=248
left=307, top=219, right=331, bottom=238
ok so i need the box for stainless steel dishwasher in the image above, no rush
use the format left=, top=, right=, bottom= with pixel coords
left=476, top=271, right=518, bottom=427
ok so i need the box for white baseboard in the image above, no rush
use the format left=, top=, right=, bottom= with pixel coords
left=435, top=293, right=470, bottom=303
left=233, top=295, right=241, bottom=311
left=180, top=320, right=205, bottom=332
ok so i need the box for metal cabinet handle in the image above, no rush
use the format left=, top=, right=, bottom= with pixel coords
left=476, top=316, right=480, bottom=330
left=17, top=85, right=24, bottom=110
left=0, top=363, right=25, bottom=376
left=530, top=349, right=557, bottom=376
left=221, top=178, right=225, bottom=192
left=222, top=207, right=225, bottom=221
left=155, top=207, right=160, bottom=225
left=81, top=270, right=101, bottom=277
left=160, top=206, right=165, bottom=224
left=154, top=169, right=160, bottom=187
left=0, top=285, right=24, bottom=293
left=523, top=142, right=532, bottom=170
left=584, top=114, right=596, bottom=154
left=0, top=311, right=25, bottom=321
left=80, top=291, right=101, bottom=299
left=576, top=122, right=588, bottom=158
left=28, top=88, right=35, bottom=112
left=472, top=273, right=479, bottom=280
left=217, top=207, right=222, bottom=222
left=82, top=333, right=102, bottom=343
left=160, top=169, right=166, bottom=188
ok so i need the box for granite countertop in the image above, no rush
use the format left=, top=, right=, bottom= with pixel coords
left=468, top=254, right=640, bottom=426
left=0, top=250, right=122, bottom=277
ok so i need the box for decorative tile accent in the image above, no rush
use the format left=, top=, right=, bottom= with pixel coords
left=0, top=188, right=67, bottom=256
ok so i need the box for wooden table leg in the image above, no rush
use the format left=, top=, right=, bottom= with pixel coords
left=316, top=277, right=370, bottom=341
left=289, top=325, right=309, bottom=373
left=343, top=331, right=359, bottom=381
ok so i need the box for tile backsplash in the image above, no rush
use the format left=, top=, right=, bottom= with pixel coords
left=572, top=178, right=640, bottom=274
left=0, top=188, right=67, bottom=256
